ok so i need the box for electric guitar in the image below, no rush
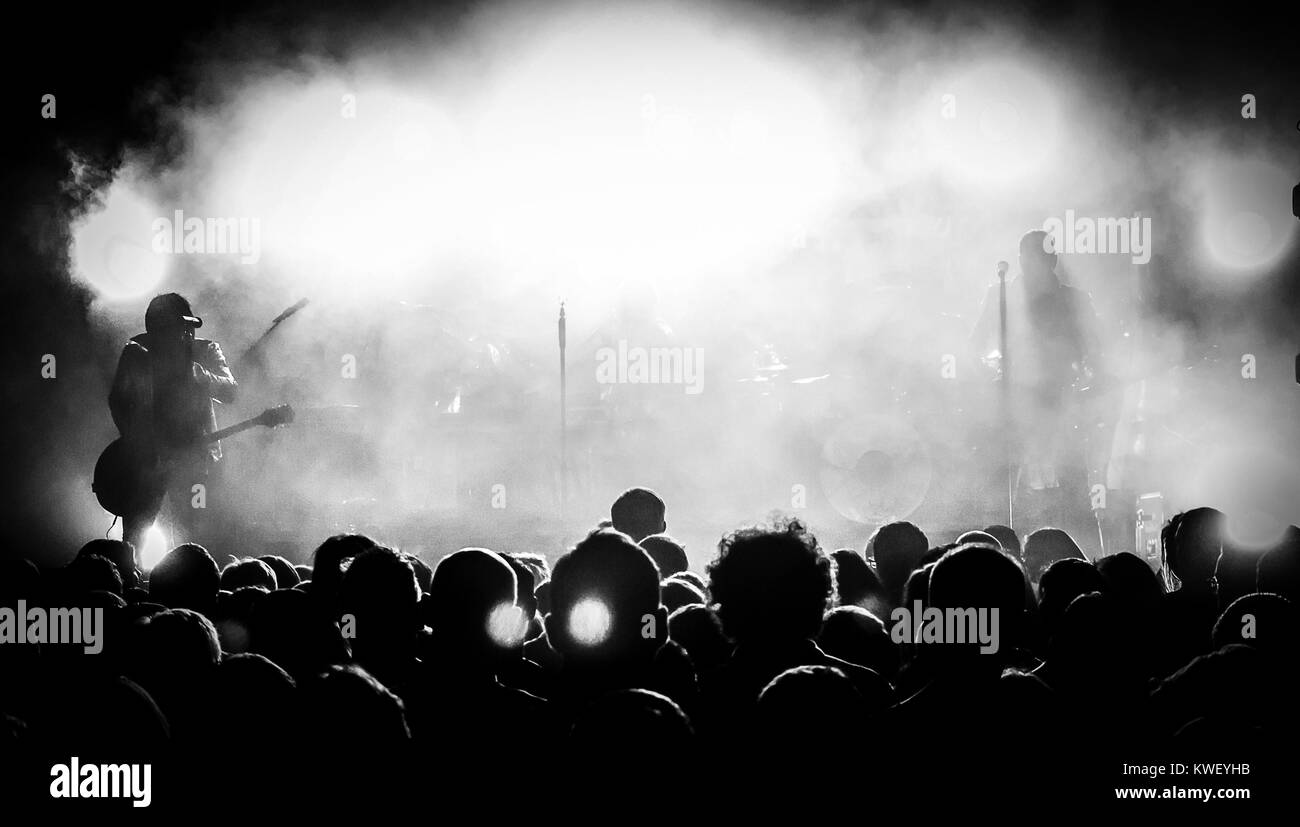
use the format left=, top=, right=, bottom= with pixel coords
left=93, top=404, right=294, bottom=518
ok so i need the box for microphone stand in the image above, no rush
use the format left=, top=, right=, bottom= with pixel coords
left=558, top=302, right=567, bottom=530
left=997, top=261, right=1014, bottom=529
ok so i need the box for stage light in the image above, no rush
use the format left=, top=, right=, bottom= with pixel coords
left=70, top=178, right=169, bottom=300
left=568, top=597, right=612, bottom=646
left=465, top=4, right=843, bottom=298
left=487, top=601, right=526, bottom=647
left=1197, top=157, right=1297, bottom=275
left=920, top=59, right=1062, bottom=188
left=201, top=82, right=468, bottom=296
left=139, top=524, right=169, bottom=571
left=173, top=3, right=846, bottom=306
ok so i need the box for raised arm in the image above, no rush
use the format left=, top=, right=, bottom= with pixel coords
left=192, top=340, right=238, bottom=403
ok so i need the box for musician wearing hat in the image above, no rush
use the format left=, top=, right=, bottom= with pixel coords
left=108, top=293, right=237, bottom=553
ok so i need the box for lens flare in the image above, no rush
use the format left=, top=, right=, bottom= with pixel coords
left=71, top=179, right=169, bottom=300
left=1224, top=510, right=1291, bottom=551
left=487, top=601, right=526, bottom=647
left=568, top=598, right=612, bottom=646
left=1197, top=157, right=1297, bottom=275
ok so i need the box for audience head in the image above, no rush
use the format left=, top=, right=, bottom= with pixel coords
left=404, top=553, right=433, bottom=595
left=866, top=521, right=928, bottom=606
left=212, top=653, right=298, bottom=743
left=984, top=525, right=1021, bottom=559
left=65, top=554, right=124, bottom=597
left=901, top=562, right=934, bottom=611
left=148, top=543, right=220, bottom=616
left=301, top=664, right=411, bottom=746
left=818, top=605, right=900, bottom=679
left=427, top=547, right=525, bottom=663
left=667, top=604, right=732, bottom=675
left=310, top=534, right=380, bottom=615
left=76, top=539, right=139, bottom=590
left=257, top=555, right=300, bottom=589
left=501, top=553, right=540, bottom=624
left=221, top=558, right=277, bottom=592
left=340, top=546, right=420, bottom=667
left=830, top=548, right=886, bottom=613
left=1023, top=528, right=1085, bottom=585
left=928, top=543, right=1028, bottom=667
left=129, top=608, right=222, bottom=711
left=512, top=552, right=550, bottom=583
left=640, top=533, right=688, bottom=578
left=1050, top=591, right=1135, bottom=690
left=756, top=665, right=870, bottom=748
left=671, top=569, right=708, bottom=598
left=546, top=529, right=667, bottom=668
left=661, top=577, right=706, bottom=613
left=213, top=586, right=268, bottom=653
left=1167, top=507, right=1225, bottom=587
left=709, top=517, right=831, bottom=646
left=610, top=487, right=667, bottom=542
left=250, top=588, right=348, bottom=682
left=1037, top=558, right=1105, bottom=640
left=1097, top=551, right=1165, bottom=610
left=1212, top=593, right=1297, bottom=656
left=956, top=530, right=1003, bottom=551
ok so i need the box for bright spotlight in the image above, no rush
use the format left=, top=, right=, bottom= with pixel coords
left=202, top=82, right=467, bottom=296
left=71, top=178, right=169, bottom=300
left=139, top=524, right=169, bottom=571
left=439, top=5, right=844, bottom=296
left=126, top=4, right=846, bottom=307
left=568, top=598, right=612, bottom=647
left=487, top=601, right=526, bottom=647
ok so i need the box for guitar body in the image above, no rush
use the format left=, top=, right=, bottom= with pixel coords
left=93, top=438, right=166, bottom=518
left=92, top=405, right=293, bottom=518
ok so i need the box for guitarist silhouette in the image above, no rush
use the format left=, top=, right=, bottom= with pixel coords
left=107, top=293, right=237, bottom=553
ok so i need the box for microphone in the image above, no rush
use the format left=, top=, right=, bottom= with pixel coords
left=272, top=298, right=309, bottom=325
left=996, top=261, right=1009, bottom=279
left=558, top=301, right=566, bottom=350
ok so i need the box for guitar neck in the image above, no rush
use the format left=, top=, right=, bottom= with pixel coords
left=208, top=417, right=263, bottom=443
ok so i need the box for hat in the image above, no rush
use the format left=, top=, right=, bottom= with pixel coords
left=145, top=293, right=203, bottom=332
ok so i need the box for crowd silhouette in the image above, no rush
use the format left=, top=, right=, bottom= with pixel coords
left=2, top=486, right=1296, bottom=811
